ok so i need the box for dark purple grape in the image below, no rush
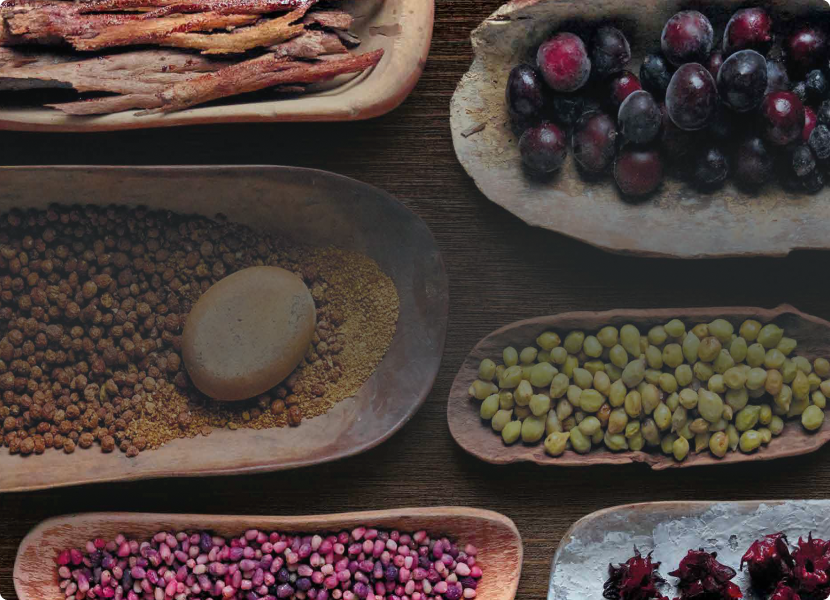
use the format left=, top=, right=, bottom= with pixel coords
left=801, top=168, right=825, bottom=193
left=707, top=52, right=724, bottom=80
left=618, top=90, right=662, bottom=144
left=734, top=137, right=773, bottom=188
left=506, top=65, right=545, bottom=127
left=760, top=91, right=806, bottom=146
left=640, top=53, right=673, bottom=98
left=519, top=121, right=568, bottom=173
left=707, top=104, right=741, bottom=141
left=791, top=81, right=808, bottom=103
left=572, top=111, right=618, bottom=173
left=661, top=11, right=714, bottom=67
left=607, top=71, right=642, bottom=110
left=537, top=33, right=591, bottom=92
left=809, top=124, right=830, bottom=160
left=666, top=63, right=718, bottom=130
left=818, top=100, right=830, bottom=125
left=790, top=144, right=817, bottom=178
left=591, top=26, right=631, bottom=77
left=805, top=69, right=829, bottom=105
left=549, top=93, right=585, bottom=126
left=717, top=49, right=767, bottom=112
left=765, top=59, right=790, bottom=94
left=693, top=147, right=729, bottom=187
left=614, top=147, right=664, bottom=196
left=723, top=8, right=773, bottom=55
left=787, top=27, right=827, bottom=75
left=660, top=103, right=701, bottom=162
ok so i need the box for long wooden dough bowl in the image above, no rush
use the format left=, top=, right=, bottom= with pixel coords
left=448, top=305, right=830, bottom=470
left=14, top=509, right=523, bottom=600
left=0, top=166, right=448, bottom=492
left=0, top=0, right=434, bottom=131
left=549, top=500, right=830, bottom=600
left=449, top=0, right=830, bottom=258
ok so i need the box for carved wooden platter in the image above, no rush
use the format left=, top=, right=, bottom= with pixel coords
left=448, top=305, right=830, bottom=470
left=0, top=0, right=434, bottom=131
left=0, top=165, right=448, bottom=492
left=549, top=500, right=830, bottom=600
left=13, top=508, right=523, bottom=600
left=449, top=0, right=830, bottom=258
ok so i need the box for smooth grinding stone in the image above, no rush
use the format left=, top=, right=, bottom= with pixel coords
left=182, top=266, right=316, bottom=401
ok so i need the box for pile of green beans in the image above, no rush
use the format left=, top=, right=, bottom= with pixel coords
left=469, top=318, right=830, bottom=462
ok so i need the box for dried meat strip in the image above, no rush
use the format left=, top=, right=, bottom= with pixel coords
left=270, top=30, right=346, bottom=58
left=303, top=9, right=352, bottom=31
left=3, top=5, right=144, bottom=44
left=142, top=0, right=310, bottom=18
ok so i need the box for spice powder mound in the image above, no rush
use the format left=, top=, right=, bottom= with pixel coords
left=0, top=205, right=399, bottom=457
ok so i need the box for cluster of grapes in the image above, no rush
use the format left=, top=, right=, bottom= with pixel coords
left=506, top=8, right=830, bottom=197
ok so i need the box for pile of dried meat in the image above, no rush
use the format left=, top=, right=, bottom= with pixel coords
left=0, top=0, right=383, bottom=115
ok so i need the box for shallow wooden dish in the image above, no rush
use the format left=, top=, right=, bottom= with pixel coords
left=14, top=508, right=523, bottom=600
left=449, top=0, right=830, bottom=258
left=549, top=500, right=830, bottom=600
left=448, top=305, right=830, bottom=470
left=0, top=0, right=434, bottom=132
left=0, top=165, right=448, bottom=492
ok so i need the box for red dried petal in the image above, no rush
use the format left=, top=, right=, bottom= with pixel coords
left=741, top=533, right=794, bottom=591
left=792, top=534, right=830, bottom=596
left=771, top=583, right=802, bottom=600
left=669, top=549, right=742, bottom=600
left=605, top=548, right=668, bottom=600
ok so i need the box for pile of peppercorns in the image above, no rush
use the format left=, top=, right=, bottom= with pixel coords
left=507, top=8, right=830, bottom=197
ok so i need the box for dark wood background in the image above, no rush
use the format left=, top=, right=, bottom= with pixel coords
left=4, top=1, right=830, bottom=598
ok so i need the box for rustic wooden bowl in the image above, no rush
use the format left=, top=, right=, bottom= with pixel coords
left=448, top=305, right=830, bottom=470
left=0, top=165, right=448, bottom=492
left=13, top=508, right=523, bottom=600
left=549, top=499, right=830, bottom=600
left=0, top=0, right=434, bottom=131
left=449, top=0, right=830, bottom=258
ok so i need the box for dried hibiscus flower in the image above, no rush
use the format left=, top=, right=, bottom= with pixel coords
left=771, top=582, right=802, bottom=600
left=604, top=548, right=668, bottom=600
left=791, top=534, right=830, bottom=596
left=741, top=533, right=794, bottom=591
left=669, top=549, right=742, bottom=600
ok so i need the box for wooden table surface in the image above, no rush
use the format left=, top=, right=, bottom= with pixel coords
left=3, top=1, right=830, bottom=599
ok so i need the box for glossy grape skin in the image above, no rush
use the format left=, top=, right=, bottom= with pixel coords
left=537, top=33, right=591, bottom=92
left=817, top=100, right=830, bottom=125
left=803, top=106, right=817, bottom=142
left=591, top=26, right=631, bottom=77
left=607, top=70, right=642, bottom=109
left=640, top=53, right=673, bottom=98
left=805, top=69, right=829, bottom=105
left=706, top=52, right=724, bottom=80
left=666, top=63, right=718, bottom=130
left=614, top=147, right=664, bottom=196
left=572, top=111, right=618, bottom=173
left=519, top=122, right=568, bottom=173
left=808, top=124, right=830, bottom=160
left=717, top=50, right=768, bottom=112
left=550, top=93, right=586, bottom=126
left=760, top=91, right=806, bottom=146
left=791, top=81, right=808, bottom=104
left=789, top=144, right=816, bottom=178
left=661, top=11, right=714, bottom=66
left=723, top=8, right=773, bottom=55
left=765, top=59, right=790, bottom=94
left=506, top=64, right=546, bottom=128
left=618, top=90, right=662, bottom=144
left=786, top=27, right=827, bottom=74
left=734, top=137, right=774, bottom=188
left=801, top=169, right=825, bottom=193
left=660, top=103, right=701, bottom=163
left=693, top=147, right=729, bottom=187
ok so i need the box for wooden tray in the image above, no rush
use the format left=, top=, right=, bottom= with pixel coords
left=14, top=508, right=523, bottom=600
left=549, top=500, right=830, bottom=600
left=0, top=165, right=448, bottom=492
left=0, top=0, right=434, bottom=132
left=449, top=0, right=830, bottom=259
left=448, top=305, right=830, bottom=470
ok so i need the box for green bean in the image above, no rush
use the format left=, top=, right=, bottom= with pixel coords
left=469, top=380, right=498, bottom=400
left=491, top=409, right=513, bottom=432
left=595, top=326, right=618, bottom=348
left=663, top=343, right=685, bottom=368
left=576, top=415, right=600, bottom=437
left=478, top=359, right=496, bottom=381
left=529, top=394, right=551, bottom=417
left=496, top=365, right=505, bottom=381
left=521, top=415, right=546, bottom=443
left=622, top=358, right=646, bottom=388
left=740, top=430, right=762, bottom=453
left=624, top=391, right=642, bottom=418
left=765, top=370, right=783, bottom=396
left=673, top=436, right=690, bottom=461
left=593, top=370, right=610, bottom=395
left=567, top=385, right=582, bottom=406
left=746, top=368, right=768, bottom=391
left=648, top=325, right=668, bottom=346
left=758, top=324, right=784, bottom=349
left=709, top=319, right=734, bottom=343
left=563, top=355, right=579, bottom=378
left=815, top=358, right=830, bottom=378
left=646, top=345, right=664, bottom=369
left=604, top=432, right=628, bottom=452
left=759, top=404, right=772, bottom=426
left=605, top=363, right=623, bottom=382
left=620, top=324, right=642, bottom=358
left=546, top=409, right=563, bottom=434
left=822, top=380, right=830, bottom=397
left=536, top=331, right=561, bottom=351
left=726, top=388, right=749, bottom=412
left=698, top=337, right=722, bottom=362
left=500, top=365, right=523, bottom=389
left=694, top=361, right=714, bottom=382
left=654, top=403, right=671, bottom=431
left=709, top=417, right=729, bottom=432
left=501, top=420, right=521, bottom=444
left=735, top=405, right=761, bottom=432
left=659, top=373, right=678, bottom=394
left=709, top=432, right=728, bottom=458
left=777, top=337, right=797, bottom=356
left=679, top=388, right=699, bottom=410
left=515, top=380, right=533, bottom=406
left=529, top=362, right=556, bottom=388
left=665, top=319, right=686, bottom=338
left=583, top=335, right=603, bottom=358
left=746, top=343, right=766, bottom=368
left=544, top=431, right=570, bottom=456
left=642, top=384, right=661, bottom=415
left=563, top=331, right=585, bottom=354
left=676, top=364, right=693, bottom=387
left=740, top=319, right=762, bottom=342
left=644, top=369, right=662, bottom=386
left=584, top=361, right=605, bottom=375
left=729, top=337, right=748, bottom=363
left=580, top=389, right=605, bottom=413
left=696, top=390, right=723, bottom=423
left=569, top=427, right=591, bottom=453
left=708, top=375, right=726, bottom=394
left=770, top=416, right=784, bottom=436
left=573, top=368, right=593, bottom=390
left=480, top=394, right=500, bottom=420
left=537, top=351, right=550, bottom=365
left=503, top=347, right=519, bottom=367
left=713, top=349, right=736, bottom=374
left=608, top=379, right=627, bottom=408
left=550, top=347, right=568, bottom=365
left=803, top=405, right=825, bottom=431
left=641, top=419, right=661, bottom=446
left=666, top=392, right=680, bottom=413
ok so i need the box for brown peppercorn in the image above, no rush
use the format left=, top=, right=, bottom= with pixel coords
left=126, top=445, right=139, bottom=458
left=20, top=436, right=35, bottom=455
left=78, top=432, right=94, bottom=449
left=287, top=405, right=302, bottom=427
left=63, top=438, right=76, bottom=454
left=101, top=435, right=115, bottom=453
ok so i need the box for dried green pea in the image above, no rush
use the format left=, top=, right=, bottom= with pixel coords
left=802, top=405, right=825, bottom=431
left=709, top=432, right=729, bottom=458
left=789, top=396, right=810, bottom=418
left=775, top=385, right=792, bottom=412
left=529, top=362, right=556, bottom=388
left=813, top=391, right=827, bottom=409
left=769, top=416, right=784, bottom=436
left=661, top=433, right=678, bottom=455
left=746, top=343, right=766, bottom=368
left=758, top=427, right=772, bottom=444
left=809, top=372, right=822, bottom=392
left=584, top=360, right=605, bottom=375
left=691, top=323, right=710, bottom=339
left=563, top=331, right=585, bottom=354
left=529, top=394, right=551, bottom=417
left=499, top=391, right=515, bottom=410
left=698, top=337, right=722, bottom=362
left=659, top=373, right=678, bottom=394
left=793, top=370, right=811, bottom=400
left=609, top=379, right=627, bottom=408
left=491, top=409, right=513, bottom=432
left=500, top=365, right=523, bottom=389
left=765, top=370, right=783, bottom=396
left=578, top=416, right=602, bottom=436
left=694, top=362, right=714, bottom=382
left=608, top=408, right=629, bottom=435
left=673, top=435, right=690, bottom=461
left=709, top=319, right=734, bottom=343
left=641, top=419, right=661, bottom=445
left=675, top=365, right=693, bottom=387
left=646, top=345, right=664, bottom=369
left=569, top=427, right=591, bottom=454
left=592, top=428, right=605, bottom=445
left=726, top=424, right=740, bottom=451
left=678, top=332, right=699, bottom=365
left=622, top=359, right=646, bottom=388
left=480, top=394, right=500, bottom=420
left=739, top=430, right=762, bottom=453
left=698, top=390, right=724, bottom=423
left=550, top=373, right=570, bottom=399
left=503, top=347, right=519, bottom=367
left=671, top=406, right=688, bottom=433
left=573, top=368, right=593, bottom=390
left=665, top=319, right=686, bottom=338
left=644, top=369, right=662, bottom=386
left=709, top=417, right=729, bottom=432
left=764, top=349, right=786, bottom=370
left=620, top=324, right=642, bottom=358
left=520, top=347, right=538, bottom=365
left=624, top=391, right=642, bottom=418
left=501, top=420, right=521, bottom=444
left=478, top=359, right=497, bottom=381
left=469, top=380, right=498, bottom=400
left=642, top=384, right=661, bottom=415
left=604, top=432, right=629, bottom=452
left=695, top=432, right=711, bottom=454
left=580, top=389, right=605, bottom=413
left=515, top=380, right=533, bottom=406
left=514, top=405, right=532, bottom=420
left=735, top=405, right=761, bottom=432
left=758, top=324, right=784, bottom=349
left=536, top=331, right=561, bottom=351
left=521, top=415, right=546, bottom=443
left=605, top=363, right=623, bottom=382
left=782, top=360, right=798, bottom=384
left=815, top=358, right=830, bottom=378
left=726, top=388, right=749, bottom=412
left=567, top=385, right=582, bottom=406
left=495, top=365, right=505, bottom=382
left=759, top=404, right=772, bottom=426
left=609, top=345, right=629, bottom=369
left=556, top=399, right=573, bottom=421
left=654, top=403, right=671, bottom=430
left=625, top=421, right=641, bottom=439
left=690, top=418, right=709, bottom=434
left=777, top=337, right=797, bottom=356
left=597, top=326, right=619, bottom=348
left=545, top=410, right=562, bottom=435
left=666, top=392, right=680, bottom=413
left=723, top=367, right=747, bottom=390
left=629, top=432, right=645, bottom=452
left=550, top=347, right=568, bottom=365
left=740, top=319, right=762, bottom=342
left=746, top=368, right=768, bottom=391
left=521, top=365, right=534, bottom=380
left=708, top=375, right=726, bottom=394
left=537, top=350, right=550, bottom=364
left=729, top=337, right=748, bottom=363
left=678, top=388, right=698, bottom=410
left=794, top=356, right=813, bottom=374
left=663, top=344, right=684, bottom=369
left=712, top=349, right=735, bottom=375
left=593, top=371, right=611, bottom=395
left=583, top=336, right=603, bottom=358
left=822, top=380, right=830, bottom=396
left=562, top=355, right=578, bottom=378
left=648, top=326, right=668, bottom=346
left=544, top=431, right=570, bottom=456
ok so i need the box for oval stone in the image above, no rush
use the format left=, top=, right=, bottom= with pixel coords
left=182, top=266, right=316, bottom=401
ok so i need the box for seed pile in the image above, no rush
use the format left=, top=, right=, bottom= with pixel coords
left=56, top=527, right=482, bottom=600
left=0, top=205, right=399, bottom=457
left=469, top=318, right=830, bottom=462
